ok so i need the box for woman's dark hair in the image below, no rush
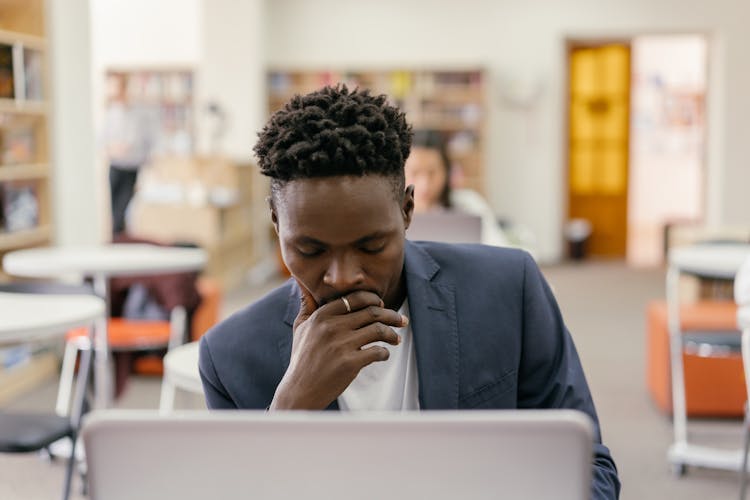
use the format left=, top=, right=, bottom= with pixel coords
left=411, top=129, right=452, bottom=208
left=253, top=85, right=412, bottom=200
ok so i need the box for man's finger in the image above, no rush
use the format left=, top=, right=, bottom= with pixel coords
left=351, top=323, right=401, bottom=348
left=294, top=279, right=318, bottom=327
left=346, top=306, right=408, bottom=330
left=355, top=345, right=390, bottom=367
left=318, top=290, right=383, bottom=317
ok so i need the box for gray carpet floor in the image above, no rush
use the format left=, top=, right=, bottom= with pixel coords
left=0, top=260, right=744, bottom=499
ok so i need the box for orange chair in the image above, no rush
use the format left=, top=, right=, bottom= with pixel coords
left=58, top=308, right=187, bottom=407
left=646, top=300, right=745, bottom=417
left=57, top=277, right=221, bottom=406
left=131, top=276, right=222, bottom=373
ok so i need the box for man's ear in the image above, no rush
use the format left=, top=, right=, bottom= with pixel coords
left=268, top=196, right=280, bottom=235
left=402, top=185, right=415, bottom=230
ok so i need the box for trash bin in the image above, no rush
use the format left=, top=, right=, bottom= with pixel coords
left=564, top=219, right=592, bottom=260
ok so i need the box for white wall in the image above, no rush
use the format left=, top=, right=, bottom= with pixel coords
left=265, top=0, right=750, bottom=261
left=90, top=0, right=202, bottom=69
left=49, top=0, right=100, bottom=245
left=197, top=0, right=266, bottom=161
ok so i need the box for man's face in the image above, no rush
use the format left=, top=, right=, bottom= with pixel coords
left=272, top=175, right=414, bottom=310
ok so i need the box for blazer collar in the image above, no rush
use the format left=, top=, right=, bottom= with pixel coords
left=280, top=241, right=460, bottom=409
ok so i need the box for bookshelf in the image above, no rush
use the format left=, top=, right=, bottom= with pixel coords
left=0, top=0, right=51, bottom=262
left=0, top=0, right=54, bottom=403
left=105, top=69, right=195, bottom=157
left=267, top=68, right=487, bottom=193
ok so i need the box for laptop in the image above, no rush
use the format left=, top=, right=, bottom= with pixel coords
left=407, top=212, right=483, bottom=244
left=82, top=409, right=593, bottom=500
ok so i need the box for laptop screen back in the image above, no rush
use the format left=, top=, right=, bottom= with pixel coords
left=407, top=212, right=482, bottom=244
left=83, top=410, right=593, bottom=500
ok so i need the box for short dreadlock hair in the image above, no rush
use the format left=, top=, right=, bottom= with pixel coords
left=253, top=85, right=412, bottom=200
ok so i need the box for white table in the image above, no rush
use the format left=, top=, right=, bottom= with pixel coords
left=0, top=292, right=105, bottom=345
left=666, top=243, right=750, bottom=475
left=159, top=341, right=202, bottom=411
left=3, top=244, right=207, bottom=408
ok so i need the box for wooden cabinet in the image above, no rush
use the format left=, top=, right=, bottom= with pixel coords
left=267, top=68, right=487, bottom=193
left=0, top=0, right=51, bottom=273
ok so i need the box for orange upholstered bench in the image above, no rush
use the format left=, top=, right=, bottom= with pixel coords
left=646, top=300, right=745, bottom=417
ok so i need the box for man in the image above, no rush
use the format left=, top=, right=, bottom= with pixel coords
left=199, top=85, right=620, bottom=498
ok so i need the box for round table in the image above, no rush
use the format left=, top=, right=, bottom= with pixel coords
left=0, top=292, right=105, bottom=344
left=669, top=244, right=750, bottom=280
left=3, top=243, right=207, bottom=408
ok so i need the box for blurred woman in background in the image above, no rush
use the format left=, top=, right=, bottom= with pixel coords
left=404, top=129, right=511, bottom=248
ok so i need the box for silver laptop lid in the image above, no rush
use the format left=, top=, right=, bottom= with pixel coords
left=407, top=212, right=482, bottom=244
left=82, top=409, right=593, bottom=500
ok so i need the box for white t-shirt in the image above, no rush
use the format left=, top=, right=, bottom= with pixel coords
left=337, top=299, right=420, bottom=411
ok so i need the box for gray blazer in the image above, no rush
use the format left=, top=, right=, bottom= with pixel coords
left=199, top=241, right=620, bottom=498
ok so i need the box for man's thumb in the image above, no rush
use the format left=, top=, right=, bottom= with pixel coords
left=295, top=280, right=317, bottom=325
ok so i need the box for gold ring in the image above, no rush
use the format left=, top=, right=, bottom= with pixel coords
left=341, top=296, right=352, bottom=313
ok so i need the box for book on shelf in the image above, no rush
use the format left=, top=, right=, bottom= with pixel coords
left=164, top=73, right=191, bottom=102
left=0, top=121, right=35, bottom=164
left=0, top=43, right=14, bottom=99
left=23, top=48, right=43, bottom=101
left=1, top=180, right=39, bottom=232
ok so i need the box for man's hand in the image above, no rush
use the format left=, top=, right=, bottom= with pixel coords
left=269, top=282, right=408, bottom=410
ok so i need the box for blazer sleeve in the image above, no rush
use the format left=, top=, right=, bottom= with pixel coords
left=198, top=334, right=237, bottom=409
left=517, top=253, right=621, bottom=499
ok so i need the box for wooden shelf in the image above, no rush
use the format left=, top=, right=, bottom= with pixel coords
left=410, top=118, right=481, bottom=131
left=266, top=68, right=486, bottom=192
left=0, top=28, right=46, bottom=49
left=0, top=225, right=51, bottom=250
left=0, top=98, right=48, bottom=115
left=0, top=162, right=48, bottom=181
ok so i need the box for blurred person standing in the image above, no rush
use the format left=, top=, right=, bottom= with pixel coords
left=404, top=129, right=510, bottom=247
left=103, top=74, right=157, bottom=235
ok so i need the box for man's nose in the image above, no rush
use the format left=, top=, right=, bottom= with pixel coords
left=323, top=254, right=364, bottom=291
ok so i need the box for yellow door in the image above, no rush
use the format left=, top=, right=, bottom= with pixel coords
left=567, top=43, right=630, bottom=257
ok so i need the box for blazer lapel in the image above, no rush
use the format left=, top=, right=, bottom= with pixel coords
left=404, top=242, right=459, bottom=409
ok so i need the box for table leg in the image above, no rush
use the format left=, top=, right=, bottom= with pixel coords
left=92, top=274, right=112, bottom=408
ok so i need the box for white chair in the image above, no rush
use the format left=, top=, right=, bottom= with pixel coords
left=159, top=340, right=203, bottom=412
left=736, top=256, right=750, bottom=499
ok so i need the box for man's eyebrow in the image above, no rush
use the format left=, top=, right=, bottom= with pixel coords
left=294, top=231, right=391, bottom=246
left=354, top=231, right=390, bottom=244
left=295, top=236, right=326, bottom=246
